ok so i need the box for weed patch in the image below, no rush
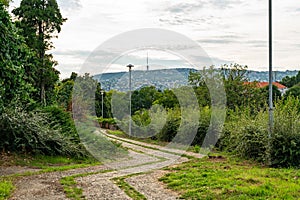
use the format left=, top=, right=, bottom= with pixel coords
left=160, top=154, right=300, bottom=199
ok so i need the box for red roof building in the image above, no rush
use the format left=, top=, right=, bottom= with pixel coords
left=244, top=82, right=288, bottom=95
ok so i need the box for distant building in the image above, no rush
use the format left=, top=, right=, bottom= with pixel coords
left=244, top=82, right=288, bottom=95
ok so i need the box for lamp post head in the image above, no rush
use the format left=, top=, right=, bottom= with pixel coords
left=101, top=90, right=104, bottom=95
left=127, top=64, right=134, bottom=70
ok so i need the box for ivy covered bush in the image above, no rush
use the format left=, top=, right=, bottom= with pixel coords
left=0, top=105, right=86, bottom=157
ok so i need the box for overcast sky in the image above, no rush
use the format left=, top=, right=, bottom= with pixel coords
left=10, top=0, right=300, bottom=78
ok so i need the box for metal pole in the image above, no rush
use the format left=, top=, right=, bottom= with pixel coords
left=268, top=0, right=274, bottom=165
left=101, top=91, right=104, bottom=118
left=127, top=64, right=134, bottom=136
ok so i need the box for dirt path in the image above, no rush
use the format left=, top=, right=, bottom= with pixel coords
left=8, top=130, right=204, bottom=200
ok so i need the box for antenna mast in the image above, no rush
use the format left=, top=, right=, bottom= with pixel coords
left=147, top=52, right=149, bottom=71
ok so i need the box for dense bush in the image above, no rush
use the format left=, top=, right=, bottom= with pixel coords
left=42, top=106, right=81, bottom=143
left=219, top=97, right=300, bottom=167
left=97, top=117, right=116, bottom=126
left=219, top=108, right=268, bottom=162
left=192, top=106, right=211, bottom=146
left=156, top=108, right=181, bottom=142
left=0, top=105, right=86, bottom=157
left=271, top=97, right=300, bottom=167
left=75, top=120, right=127, bottom=161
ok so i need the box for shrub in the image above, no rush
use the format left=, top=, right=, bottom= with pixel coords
left=75, top=120, right=127, bottom=161
left=219, top=108, right=269, bottom=162
left=0, top=105, right=86, bottom=157
left=193, top=106, right=211, bottom=146
left=42, top=106, right=80, bottom=143
left=271, top=97, right=300, bottom=167
left=97, top=117, right=117, bottom=126
left=219, top=97, right=300, bottom=167
left=156, top=108, right=181, bottom=142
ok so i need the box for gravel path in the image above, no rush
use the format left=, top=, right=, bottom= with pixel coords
left=7, top=129, right=204, bottom=199
left=9, top=165, right=109, bottom=200
left=126, top=170, right=179, bottom=200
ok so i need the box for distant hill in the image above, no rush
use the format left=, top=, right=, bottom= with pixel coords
left=94, top=68, right=299, bottom=91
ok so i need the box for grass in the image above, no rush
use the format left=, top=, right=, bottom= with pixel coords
left=0, top=153, right=100, bottom=200
left=60, top=176, right=83, bottom=200
left=0, top=180, right=14, bottom=200
left=159, top=153, right=300, bottom=199
left=9, top=154, right=100, bottom=173
left=60, top=169, right=113, bottom=200
left=112, top=174, right=147, bottom=200
left=106, top=130, right=194, bottom=159
left=107, top=130, right=168, bottom=146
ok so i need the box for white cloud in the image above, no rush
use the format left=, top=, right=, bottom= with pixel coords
left=10, top=0, right=300, bottom=78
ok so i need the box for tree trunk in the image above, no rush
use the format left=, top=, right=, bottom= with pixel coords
left=38, top=19, right=46, bottom=106
left=41, top=81, right=46, bottom=106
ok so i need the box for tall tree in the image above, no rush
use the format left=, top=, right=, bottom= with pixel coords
left=281, top=71, right=300, bottom=88
left=13, top=0, right=66, bottom=106
left=0, top=2, right=34, bottom=111
left=0, top=0, right=10, bottom=6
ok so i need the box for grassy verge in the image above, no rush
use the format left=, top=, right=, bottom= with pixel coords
left=107, top=130, right=203, bottom=156
left=60, top=169, right=113, bottom=200
left=0, top=179, right=14, bottom=200
left=107, top=130, right=168, bottom=146
left=112, top=174, right=147, bottom=200
left=159, top=153, right=300, bottom=199
left=106, top=130, right=194, bottom=159
left=0, top=154, right=100, bottom=199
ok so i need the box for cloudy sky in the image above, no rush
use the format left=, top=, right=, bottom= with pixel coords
left=10, top=0, right=300, bottom=78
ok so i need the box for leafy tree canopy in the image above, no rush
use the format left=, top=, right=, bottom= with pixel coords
left=281, top=71, right=300, bottom=88
left=12, top=0, right=66, bottom=106
left=0, top=3, right=35, bottom=111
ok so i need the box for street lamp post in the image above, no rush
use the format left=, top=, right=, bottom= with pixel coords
left=101, top=90, right=104, bottom=118
left=268, top=0, right=273, bottom=165
left=127, top=64, right=134, bottom=136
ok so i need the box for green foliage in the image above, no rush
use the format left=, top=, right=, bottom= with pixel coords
left=156, top=108, right=181, bottom=142
left=97, top=117, right=116, bottom=129
left=73, top=73, right=101, bottom=119
left=113, top=175, right=147, bottom=200
left=271, top=97, right=300, bottom=167
left=160, top=156, right=300, bottom=199
left=42, top=106, right=81, bottom=143
left=13, top=0, right=66, bottom=105
left=0, top=180, right=14, bottom=200
left=260, top=85, right=282, bottom=103
left=75, top=120, right=128, bottom=162
left=0, top=3, right=35, bottom=111
left=60, top=169, right=112, bottom=200
left=222, top=64, right=250, bottom=109
left=193, top=106, right=211, bottom=146
left=188, top=64, right=266, bottom=110
left=281, top=71, right=300, bottom=88
left=284, top=84, right=300, bottom=98
left=220, top=108, right=269, bottom=162
left=220, top=97, right=300, bottom=167
left=0, top=105, right=85, bottom=157
left=60, top=176, right=84, bottom=200
left=55, top=79, right=74, bottom=111
left=154, top=89, right=179, bottom=109
left=131, top=86, right=162, bottom=113
left=0, top=0, right=10, bottom=6
left=132, top=109, right=151, bottom=127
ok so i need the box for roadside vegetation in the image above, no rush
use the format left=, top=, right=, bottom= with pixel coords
left=60, top=169, right=113, bottom=200
left=1, top=0, right=300, bottom=199
left=0, top=153, right=99, bottom=200
left=160, top=154, right=300, bottom=199
left=112, top=174, right=147, bottom=200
